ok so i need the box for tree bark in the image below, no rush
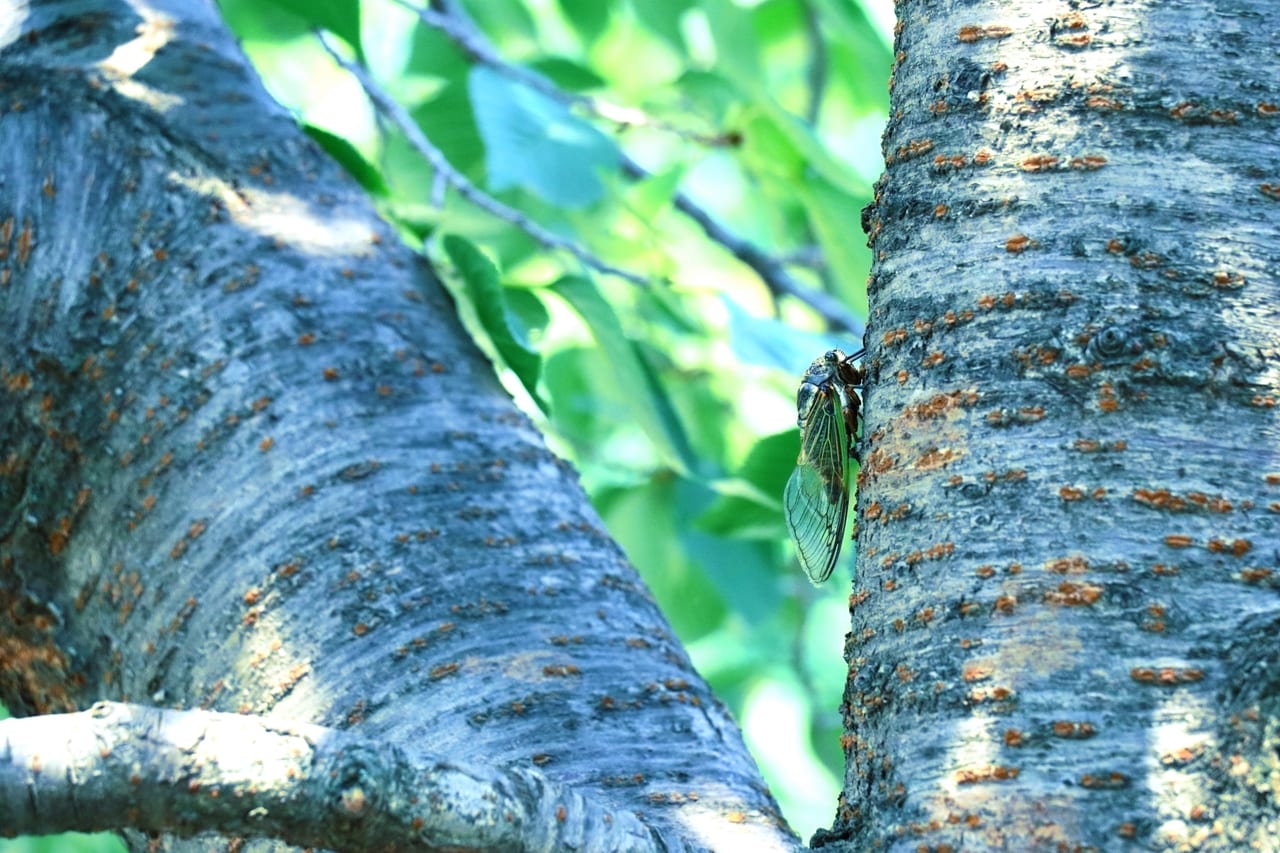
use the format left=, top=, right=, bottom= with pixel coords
left=0, top=1, right=792, bottom=849
left=836, top=0, right=1280, bottom=850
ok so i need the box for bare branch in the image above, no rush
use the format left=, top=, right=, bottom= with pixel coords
left=315, top=31, right=651, bottom=287
left=0, top=702, right=661, bottom=852
left=390, top=0, right=866, bottom=336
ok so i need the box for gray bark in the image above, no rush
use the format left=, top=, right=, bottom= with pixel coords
left=835, top=0, right=1280, bottom=850
left=0, top=1, right=792, bottom=849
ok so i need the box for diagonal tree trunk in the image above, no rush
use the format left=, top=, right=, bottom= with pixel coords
left=0, top=1, right=792, bottom=849
left=835, top=0, right=1280, bottom=850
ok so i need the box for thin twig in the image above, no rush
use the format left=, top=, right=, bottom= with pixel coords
left=316, top=31, right=650, bottom=286
left=392, top=0, right=865, bottom=335
left=390, top=0, right=728, bottom=143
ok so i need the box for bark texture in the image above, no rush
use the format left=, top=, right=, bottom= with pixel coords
left=833, top=1, right=1280, bottom=850
left=0, top=1, right=791, bottom=849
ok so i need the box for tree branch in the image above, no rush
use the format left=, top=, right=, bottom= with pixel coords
left=315, top=31, right=651, bottom=287
left=386, top=0, right=866, bottom=336
left=0, top=702, right=661, bottom=852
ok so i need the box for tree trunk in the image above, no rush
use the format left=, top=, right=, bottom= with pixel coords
left=835, top=0, right=1280, bottom=850
left=0, top=1, right=791, bottom=849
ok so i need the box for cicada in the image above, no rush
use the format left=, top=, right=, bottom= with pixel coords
left=784, top=349, right=864, bottom=584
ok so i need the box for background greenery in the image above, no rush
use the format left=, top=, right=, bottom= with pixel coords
left=3, top=0, right=888, bottom=847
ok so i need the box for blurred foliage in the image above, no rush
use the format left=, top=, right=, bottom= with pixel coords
left=12, top=0, right=890, bottom=845
left=215, top=0, right=891, bottom=839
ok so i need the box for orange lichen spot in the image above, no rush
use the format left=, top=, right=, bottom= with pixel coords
left=993, top=595, right=1016, bottom=614
left=1005, top=234, right=1030, bottom=253
left=976, top=565, right=995, bottom=579
left=894, top=139, right=935, bottom=162
left=1044, top=582, right=1102, bottom=606
left=1241, top=568, right=1273, bottom=584
left=883, top=328, right=908, bottom=346
left=297, top=332, right=316, bottom=346
left=1069, top=155, right=1107, bottom=170
left=1059, top=485, right=1084, bottom=501
left=932, top=153, right=969, bottom=171
left=1260, top=102, right=1280, bottom=116
left=1213, top=270, right=1246, bottom=289
left=1021, top=155, right=1059, bottom=172
left=429, top=662, right=459, bottom=680
left=543, top=664, right=581, bottom=677
left=1052, top=720, right=1096, bottom=738
left=1207, top=538, right=1251, bottom=557
left=16, top=219, right=33, bottom=267
left=352, top=622, right=370, bottom=636
left=934, top=203, right=949, bottom=217
left=921, top=351, right=946, bottom=368
left=259, top=437, right=274, bottom=452
left=1058, top=11, right=1087, bottom=29
left=956, top=765, right=1019, bottom=784
left=1088, top=96, right=1124, bottom=110
left=963, top=663, right=992, bottom=683
left=1080, top=772, right=1129, bottom=789
left=1003, top=729, right=1024, bottom=747
left=1164, top=534, right=1193, bottom=548
left=917, top=447, right=955, bottom=470
left=323, top=367, right=340, bottom=381
left=1132, top=667, right=1203, bottom=686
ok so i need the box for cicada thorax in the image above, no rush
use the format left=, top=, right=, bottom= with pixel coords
left=834, top=359, right=864, bottom=463
left=794, top=349, right=863, bottom=505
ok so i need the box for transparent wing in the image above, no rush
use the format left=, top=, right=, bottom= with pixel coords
left=783, top=388, right=851, bottom=585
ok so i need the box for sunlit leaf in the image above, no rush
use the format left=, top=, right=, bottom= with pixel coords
left=552, top=276, right=698, bottom=474
left=260, top=0, right=361, bottom=58
left=443, top=235, right=545, bottom=411
left=469, top=66, right=618, bottom=208
left=304, top=125, right=387, bottom=197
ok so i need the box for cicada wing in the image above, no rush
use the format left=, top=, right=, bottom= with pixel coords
left=784, top=387, right=851, bottom=585
left=784, top=463, right=848, bottom=584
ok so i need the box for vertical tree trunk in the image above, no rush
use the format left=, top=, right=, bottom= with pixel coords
left=0, top=1, right=791, bottom=849
left=834, top=1, right=1280, bottom=850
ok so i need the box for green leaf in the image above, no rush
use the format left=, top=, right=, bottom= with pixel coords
left=557, top=0, right=615, bottom=42
left=468, top=65, right=618, bottom=208
left=720, top=295, right=854, bottom=372
left=695, top=430, right=798, bottom=539
left=260, top=0, right=361, bottom=59
left=701, top=0, right=762, bottom=87
left=797, top=173, right=872, bottom=318
left=631, top=0, right=694, bottom=51
left=552, top=276, right=699, bottom=474
left=529, top=56, right=607, bottom=92
left=443, top=236, right=545, bottom=410
left=303, top=125, right=388, bottom=197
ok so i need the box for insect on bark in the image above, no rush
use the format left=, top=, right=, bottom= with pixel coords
left=784, top=349, right=864, bottom=584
